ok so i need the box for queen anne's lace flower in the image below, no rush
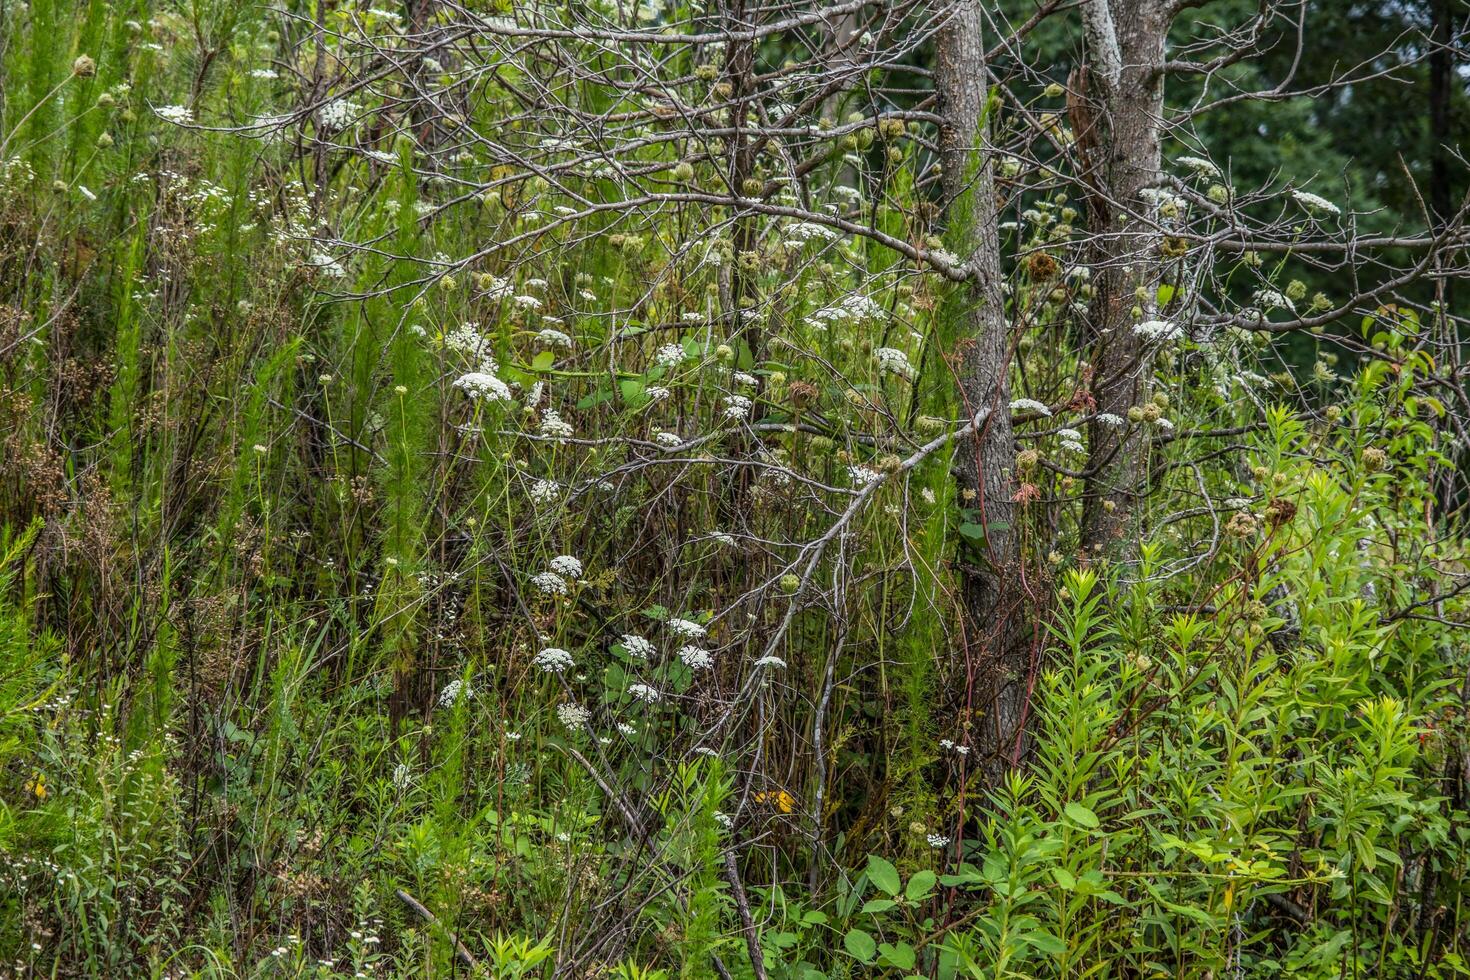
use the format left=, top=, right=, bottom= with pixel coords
left=722, top=394, right=752, bottom=420
left=437, top=678, right=470, bottom=707
left=1009, top=398, right=1051, bottom=417
left=454, top=372, right=512, bottom=401
left=549, top=555, right=583, bottom=579
left=668, top=618, right=706, bottom=639
left=317, top=99, right=357, bottom=130
left=1134, top=319, right=1182, bottom=341
left=532, top=571, right=568, bottom=596
left=155, top=104, right=194, bottom=124
left=557, top=701, right=590, bottom=729
left=534, top=648, right=574, bottom=672
left=875, top=347, right=915, bottom=378
left=1291, top=189, right=1340, bottom=215
left=753, top=655, right=786, bottom=669
left=1177, top=155, right=1220, bottom=177
left=538, top=411, right=573, bottom=440
left=536, top=328, right=573, bottom=348
left=679, top=645, right=714, bottom=669
left=529, top=479, right=560, bottom=504
left=620, top=634, right=656, bottom=659
left=654, top=343, right=686, bottom=368
left=627, top=683, right=661, bottom=703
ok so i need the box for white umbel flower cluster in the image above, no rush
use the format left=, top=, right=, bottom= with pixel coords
left=533, top=648, right=575, bottom=673
left=532, top=571, right=568, bottom=596
left=679, top=645, right=714, bottom=669
left=620, top=634, right=656, bottom=660
left=667, top=618, right=706, bottom=639
left=549, top=555, right=583, bottom=579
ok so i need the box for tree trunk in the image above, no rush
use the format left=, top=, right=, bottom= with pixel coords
left=935, top=1, right=1027, bottom=784
left=1077, top=0, right=1168, bottom=554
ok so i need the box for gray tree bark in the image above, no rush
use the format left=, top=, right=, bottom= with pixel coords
left=1076, top=0, right=1169, bottom=553
left=935, top=1, right=1028, bottom=784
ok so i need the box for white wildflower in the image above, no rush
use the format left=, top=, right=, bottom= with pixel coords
left=927, top=834, right=950, bottom=848
left=454, top=372, right=512, bottom=402
left=154, top=104, right=194, bottom=125
left=654, top=343, right=687, bottom=368
left=549, top=555, right=583, bottom=579
left=557, top=701, right=591, bottom=729
left=538, top=411, right=574, bottom=441
left=1009, top=398, right=1051, bottom=417
left=437, top=678, right=470, bottom=707
left=679, top=645, right=714, bottom=669
left=627, top=683, right=661, bottom=703
left=533, top=647, right=575, bottom=673
left=536, top=328, right=573, bottom=348
left=654, top=431, right=682, bottom=447
left=532, top=571, right=569, bottom=596
left=1134, top=319, right=1182, bottom=341
left=317, top=99, right=357, bottom=131
left=1291, top=189, right=1340, bottom=215
left=529, top=479, right=560, bottom=504
left=723, top=394, right=752, bottom=420
left=1177, top=155, right=1220, bottom=177
left=668, top=617, right=706, bottom=639
left=620, top=634, right=656, bottom=660
left=875, top=347, right=915, bottom=378
left=753, top=655, right=786, bottom=669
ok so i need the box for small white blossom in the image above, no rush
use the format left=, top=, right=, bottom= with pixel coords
left=1177, top=155, right=1220, bottom=177
left=154, top=104, right=194, bottom=124
left=538, top=411, right=574, bottom=441
left=927, top=834, right=950, bottom=848
left=627, top=683, right=661, bottom=703
left=654, top=343, right=687, bottom=368
left=533, top=647, right=575, bottom=673
left=620, top=634, right=656, bottom=660
left=317, top=99, right=357, bottom=131
left=753, top=655, right=786, bottom=669
left=722, top=394, right=752, bottom=420
left=679, top=645, right=714, bottom=669
left=536, top=328, right=574, bottom=348
left=668, top=617, right=706, bottom=639
left=532, top=571, right=569, bottom=596
left=549, top=555, right=583, bottom=579
left=557, top=701, right=591, bottom=729
left=875, top=347, right=915, bottom=378
left=1009, top=398, right=1051, bottom=417
left=529, top=479, right=561, bottom=504
left=1134, top=319, right=1182, bottom=342
left=1291, top=189, right=1340, bottom=215
left=454, top=372, right=512, bottom=402
left=437, top=678, right=470, bottom=707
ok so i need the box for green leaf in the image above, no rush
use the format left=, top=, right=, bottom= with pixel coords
left=1051, top=867, right=1077, bottom=890
left=1064, top=801, right=1099, bottom=829
left=530, top=350, right=556, bottom=371
left=879, top=941, right=917, bottom=970
left=843, top=929, right=877, bottom=963
left=905, top=869, right=937, bottom=901
left=958, top=522, right=986, bottom=542
left=867, top=854, right=902, bottom=896
left=860, top=898, right=897, bottom=914
left=864, top=858, right=899, bottom=899
left=1021, top=931, right=1067, bottom=956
